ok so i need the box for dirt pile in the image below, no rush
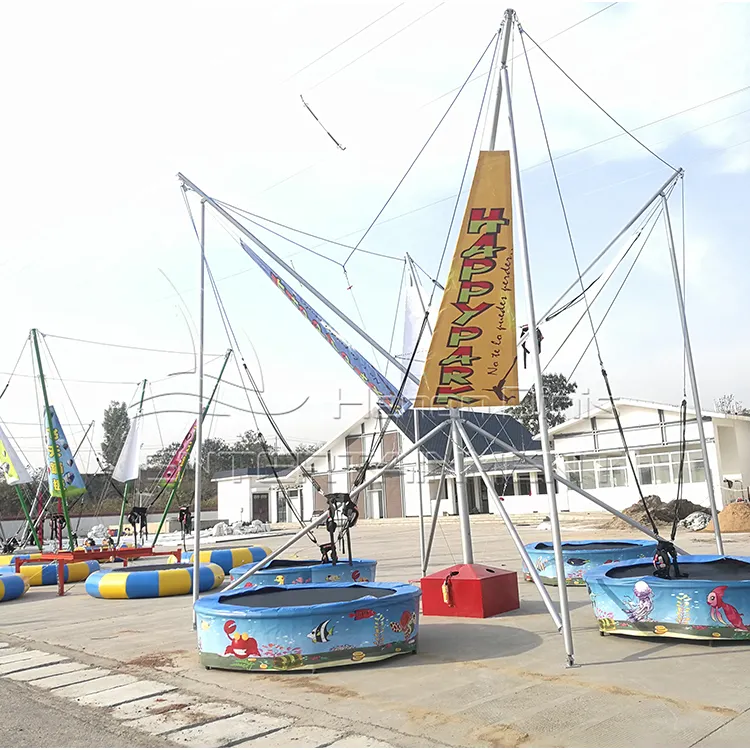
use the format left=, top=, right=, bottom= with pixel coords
left=607, top=495, right=709, bottom=531
left=705, top=501, right=750, bottom=533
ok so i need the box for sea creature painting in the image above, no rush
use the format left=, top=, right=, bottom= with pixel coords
left=534, top=557, right=547, bottom=572
left=272, top=654, right=304, bottom=670
left=389, top=610, right=416, bottom=640
left=566, top=557, right=589, bottom=566
left=348, top=608, right=376, bottom=620
left=274, top=575, right=285, bottom=585
left=707, top=586, right=749, bottom=630
left=624, top=580, right=654, bottom=622
left=223, top=620, right=260, bottom=659
left=307, top=619, right=335, bottom=643
left=676, top=593, right=692, bottom=624
left=325, top=574, right=341, bottom=582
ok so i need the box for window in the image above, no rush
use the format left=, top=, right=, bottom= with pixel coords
left=636, top=449, right=705, bottom=485
left=494, top=474, right=515, bottom=496
left=537, top=473, right=547, bottom=494
left=517, top=473, right=531, bottom=495
left=276, top=491, right=288, bottom=523
left=565, top=454, right=630, bottom=490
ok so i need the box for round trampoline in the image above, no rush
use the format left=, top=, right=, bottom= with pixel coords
left=85, top=562, right=224, bottom=599
left=0, top=573, right=30, bottom=602
left=522, top=539, right=658, bottom=586
left=229, top=558, right=377, bottom=587
left=194, top=581, right=421, bottom=672
left=0, top=559, right=100, bottom=586
left=584, top=555, right=750, bottom=640
left=173, top=546, right=270, bottom=575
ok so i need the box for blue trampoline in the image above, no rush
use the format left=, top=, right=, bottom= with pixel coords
left=229, top=558, right=377, bottom=587
left=522, top=539, right=658, bottom=586
left=195, top=581, right=421, bottom=671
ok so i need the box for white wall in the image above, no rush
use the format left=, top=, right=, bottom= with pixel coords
left=216, top=478, right=251, bottom=524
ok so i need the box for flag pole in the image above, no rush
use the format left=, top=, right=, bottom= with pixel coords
left=192, top=199, right=207, bottom=626
left=31, top=329, right=75, bottom=551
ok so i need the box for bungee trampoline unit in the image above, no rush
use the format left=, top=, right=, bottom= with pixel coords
left=228, top=558, right=377, bottom=587
left=195, top=581, right=421, bottom=671
left=86, top=562, right=224, bottom=599
left=584, top=555, right=750, bottom=640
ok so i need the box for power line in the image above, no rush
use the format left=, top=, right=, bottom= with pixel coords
left=308, top=2, right=446, bottom=91
left=42, top=332, right=224, bottom=357
left=283, top=3, right=406, bottom=83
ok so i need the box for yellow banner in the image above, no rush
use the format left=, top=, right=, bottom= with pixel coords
left=416, top=151, right=518, bottom=408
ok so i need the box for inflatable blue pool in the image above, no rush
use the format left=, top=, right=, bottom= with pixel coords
left=174, top=546, right=270, bottom=575
left=0, top=559, right=100, bottom=586
left=584, top=555, right=750, bottom=640
left=0, top=572, right=30, bottom=602
left=229, top=558, right=377, bottom=587
left=522, top=539, right=658, bottom=586
left=194, top=581, right=421, bottom=671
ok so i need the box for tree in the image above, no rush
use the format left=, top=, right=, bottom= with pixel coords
left=509, top=373, right=577, bottom=436
left=715, top=394, right=750, bottom=416
left=101, top=401, right=130, bottom=470
left=146, top=441, right=181, bottom=470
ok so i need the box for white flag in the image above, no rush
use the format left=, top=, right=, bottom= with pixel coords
left=400, top=277, right=437, bottom=401
left=112, top=414, right=142, bottom=483
left=0, top=422, right=32, bottom=485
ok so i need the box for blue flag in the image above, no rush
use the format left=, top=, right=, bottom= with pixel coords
left=240, top=240, right=410, bottom=417
left=46, top=406, right=86, bottom=498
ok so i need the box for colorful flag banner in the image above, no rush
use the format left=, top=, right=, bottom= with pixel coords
left=112, top=414, right=142, bottom=484
left=159, top=421, right=196, bottom=487
left=0, top=422, right=32, bottom=485
left=240, top=240, right=411, bottom=416
left=46, top=406, right=86, bottom=498
left=417, top=151, right=519, bottom=408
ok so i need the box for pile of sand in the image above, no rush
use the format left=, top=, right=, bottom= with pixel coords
left=705, top=501, right=750, bottom=533
left=607, top=495, right=709, bottom=531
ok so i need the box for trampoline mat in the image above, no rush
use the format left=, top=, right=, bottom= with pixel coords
left=125, top=563, right=193, bottom=573
left=535, top=542, right=640, bottom=550
left=255, top=559, right=334, bottom=569
left=607, top=559, right=750, bottom=581
left=223, top=585, right=396, bottom=608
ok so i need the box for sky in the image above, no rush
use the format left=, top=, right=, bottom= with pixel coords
left=1, top=0, right=749, bottom=471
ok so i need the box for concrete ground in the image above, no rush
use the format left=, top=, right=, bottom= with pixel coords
left=1, top=516, right=749, bottom=748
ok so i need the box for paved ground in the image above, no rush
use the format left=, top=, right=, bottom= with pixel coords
left=0, top=516, right=749, bottom=747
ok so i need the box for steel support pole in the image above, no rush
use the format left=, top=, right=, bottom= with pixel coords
left=504, top=59, right=574, bottom=666
left=177, top=173, right=419, bottom=386
left=456, top=420, right=562, bottom=630
left=413, top=410, right=427, bottom=575
left=661, top=193, right=723, bottom=554
left=224, top=419, right=451, bottom=591
left=192, top=200, right=207, bottom=626
left=423, top=440, right=452, bottom=575
left=489, top=15, right=512, bottom=150
left=450, top=410, right=473, bottom=564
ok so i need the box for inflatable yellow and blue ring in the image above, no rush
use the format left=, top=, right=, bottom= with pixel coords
left=171, top=546, right=270, bottom=575
left=85, top=562, right=224, bottom=599
left=0, top=553, right=43, bottom=567
left=0, top=573, right=30, bottom=602
left=0, top=559, right=100, bottom=586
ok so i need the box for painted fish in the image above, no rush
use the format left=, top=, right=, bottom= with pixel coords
left=325, top=574, right=341, bottom=582
left=351, top=570, right=361, bottom=581
left=534, top=558, right=547, bottom=571
left=273, top=654, right=304, bottom=670
left=348, top=608, right=376, bottom=620
left=566, top=558, right=589, bottom=566
left=307, top=619, right=335, bottom=643
left=274, top=575, right=285, bottom=585
left=707, top=586, right=749, bottom=630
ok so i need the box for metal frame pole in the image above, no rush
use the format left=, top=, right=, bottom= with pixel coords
left=413, top=410, right=427, bottom=575
left=661, top=193, right=723, bottom=554
left=451, top=410, right=474, bottom=564
left=502, top=37, right=574, bottom=665
left=489, top=17, right=512, bottom=150
left=456, top=420, right=562, bottom=630
left=519, top=171, right=682, bottom=349
left=423, top=439, right=452, bottom=574
left=192, top=199, right=207, bottom=624
left=224, top=420, right=451, bottom=591
left=177, top=173, right=419, bottom=386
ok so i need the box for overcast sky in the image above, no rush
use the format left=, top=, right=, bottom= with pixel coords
left=2, top=1, right=749, bottom=471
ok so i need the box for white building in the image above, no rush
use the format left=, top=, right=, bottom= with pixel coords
left=213, top=398, right=750, bottom=523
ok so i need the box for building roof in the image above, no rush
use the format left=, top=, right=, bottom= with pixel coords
left=547, top=396, right=750, bottom=437
left=212, top=466, right=294, bottom=482
left=394, top=409, right=541, bottom=461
